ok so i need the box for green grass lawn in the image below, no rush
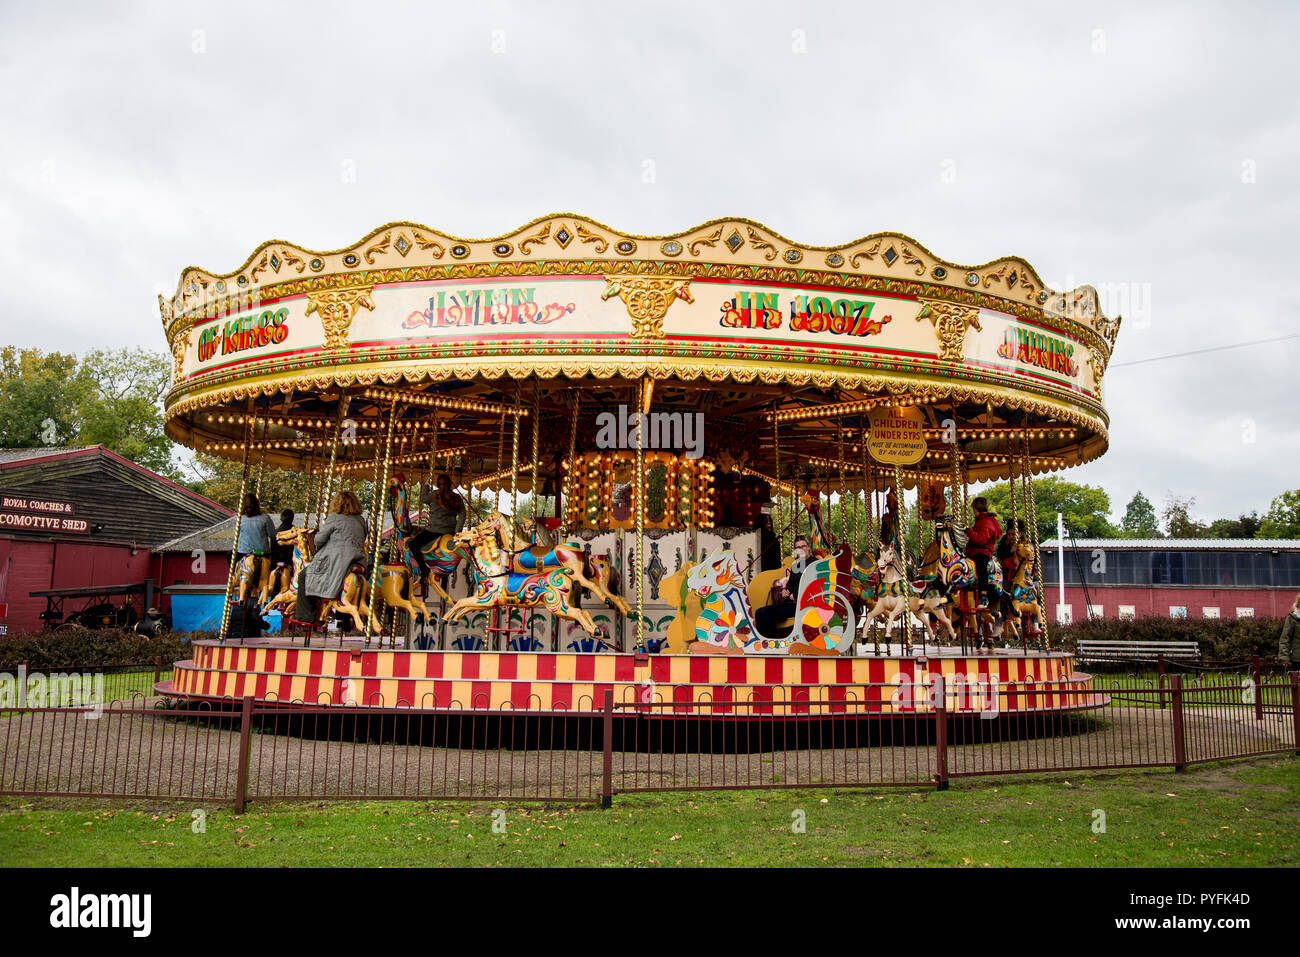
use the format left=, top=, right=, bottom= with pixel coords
left=1, top=758, right=1295, bottom=867
left=1089, top=671, right=1291, bottom=707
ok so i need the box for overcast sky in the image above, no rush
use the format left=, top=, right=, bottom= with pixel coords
left=1, top=0, right=1296, bottom=526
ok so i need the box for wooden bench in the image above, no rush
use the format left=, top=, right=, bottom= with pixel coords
left=1076, top=639, right=1201, bottom=664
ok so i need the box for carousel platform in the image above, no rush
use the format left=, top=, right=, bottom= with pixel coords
left=157, top=639, right=1107, bottom=717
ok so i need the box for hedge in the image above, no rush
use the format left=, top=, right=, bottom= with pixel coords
left=0, top=629, right=193, bottom=671
left=1050, top=615, right=1290, bottom=662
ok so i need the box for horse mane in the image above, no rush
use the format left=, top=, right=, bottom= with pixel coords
left=947, top=523, right=969, bottom=551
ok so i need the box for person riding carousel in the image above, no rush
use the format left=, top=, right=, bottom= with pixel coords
left=408, top=473, right=467, bottom=580
left=755, top=535, right=809, bottom=640
left=298, top=489, right=368, bottom=626
left=235, top=493, right=276, bottom=565
left=966, top=496, right=1003, bottom=611
left=996, top=517, right=1029, bottom=582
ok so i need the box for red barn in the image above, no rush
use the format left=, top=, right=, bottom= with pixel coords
left=0, top=446, right=231, bottom=635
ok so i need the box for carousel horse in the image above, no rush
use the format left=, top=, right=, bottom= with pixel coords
left=445, top=518, right=598, bottom=636
left=930, top=515, right=1004, bottom=647
left=236, top=554, right=273, bottom=604
left=489, top=508, right=633, bottom=616
left=932, top=516, right=978, bottom=590
left=260, top=525, right=372, bottom=633
left=388, top=477, right=476, bottom=602
left=1001, top=541, right=1043, bottom=640
left=262, top=562, right=293, bottom=607
left=858, top=542, right=953, bottom=643
left=262, top=527, right=313, bottom=614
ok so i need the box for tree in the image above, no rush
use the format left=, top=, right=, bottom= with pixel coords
left=182, top=453, right=317, bottom=513
left=1208, top=511, right=1262, bottom=539
left=0, top=347, right=180, bottom=478
left=0, top=347, right=89, bottom=447
left=76, top=348, right=175, bottom=476
left=1161, top=493, right=1209, bottom=538
left=1259, top=490, right=1300, bottom=538
left=974, top=476, right=1118, bottom=541
left=1120, top=491, right=1161, bottom=538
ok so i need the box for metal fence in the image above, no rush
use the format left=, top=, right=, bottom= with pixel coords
left=3, top=658, right=172, bottom=706
left=0, top=674, right=1295, bottom=808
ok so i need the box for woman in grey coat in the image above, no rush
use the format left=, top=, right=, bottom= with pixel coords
left=304, top=490, right=369, bottom=600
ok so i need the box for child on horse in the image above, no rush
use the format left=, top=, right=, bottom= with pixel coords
left=966, top=497, right=1003, bottom=610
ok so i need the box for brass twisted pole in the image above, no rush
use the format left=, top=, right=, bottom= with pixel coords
left=316, top=398, right=350, bottom=534
left=772, top=409, right=781, bottom=548
left=561, top=391, right=579, bottom=535
left=219, top=404, right=257, bottom=642
left=893, top=463, right=911, bottom=656
left=1023, top=436, right=1049, bottom=650
left=634, top=378, right=646, bottom=652
left=364, top=396, right=399, bottom=647
left=531, top=387, right=541, bottom=520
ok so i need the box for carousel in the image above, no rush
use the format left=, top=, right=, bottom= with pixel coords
left=155, top=215, right=1119, bottom=718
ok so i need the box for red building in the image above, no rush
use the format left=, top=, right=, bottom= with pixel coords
left=1039, top=538, right=1300, bottom=622
left=0, top=446, right=231, bottom=635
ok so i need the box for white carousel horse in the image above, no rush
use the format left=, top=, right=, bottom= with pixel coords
left=858, top=542, right=954, bottom=642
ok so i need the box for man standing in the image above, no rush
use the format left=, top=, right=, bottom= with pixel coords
left=965, top=497, right=1003, bottom=610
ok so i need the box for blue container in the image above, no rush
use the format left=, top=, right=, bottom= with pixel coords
left=166, top=587, right=284, bottom=636
left=168, top=592, right=224, bottom=635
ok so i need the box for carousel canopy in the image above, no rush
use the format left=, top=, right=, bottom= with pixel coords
left=158, top=215, right=1119, bottom=488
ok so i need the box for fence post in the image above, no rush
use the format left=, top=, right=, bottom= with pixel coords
left=234, top=695, right=254, bottom=814
left=1290, top=673, right=1300, bottom=756
left=933, top=675, right=949, bottom=791
left=153, top=656, right=162, bottom=687
left=1156, top=653, right=1166, bottom=710
left=1252, top=656, right=1263, bottom=722
left=600, top=689, right=614, bottom=809
left=1170, top=675, right=1187, bottom=772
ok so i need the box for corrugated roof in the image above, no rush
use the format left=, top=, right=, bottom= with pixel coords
left=0, top=446, right=94, bottom=464
left=1041, top=538, right=1300, bottom=550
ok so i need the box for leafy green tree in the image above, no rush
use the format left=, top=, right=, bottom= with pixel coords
left=1120, top=491, right=1161, bottom=538
left=0, top=347, right=181, bottom=478
left=974, top=476, right=1118, bottom=541
left=0, top=347, right=89, bottom=447
left=76, top=348, right=175, bottom=476
left=1208, top=511, right=1262, bottom=539
left=1259, top=490, right=1300, bottom=538
left=1161, top=493, right=1209, bottom=538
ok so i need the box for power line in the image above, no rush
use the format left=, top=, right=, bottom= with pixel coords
left=1111, top=332, right=1300, bottom=368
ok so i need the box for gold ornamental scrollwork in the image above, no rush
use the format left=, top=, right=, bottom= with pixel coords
left=600, top=276, right=694, bottom=339
left=305, top=286, right=376, bottom=351
left=171, top=328, right=190, bottom=383
left=1088, top=352, right=1107, bottom=396
left=915, top=299, right=982, bottom=362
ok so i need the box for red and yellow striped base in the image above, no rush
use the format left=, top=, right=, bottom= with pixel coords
left=161, top=642, right=1103, bottom=716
